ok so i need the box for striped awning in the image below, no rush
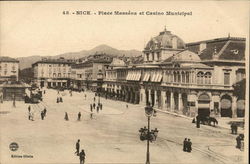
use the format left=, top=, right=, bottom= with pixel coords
left=143, top=73, right=150, bottom=82
left=198, top=103, right=210, bottom=109
left=156, top=74, right=163, bottom=82
left=134, top=72, right=141, bottom=81
left=126, top=72, right=133, bottom=80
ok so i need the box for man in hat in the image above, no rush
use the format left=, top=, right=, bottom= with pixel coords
left=183, top=138, right=187, bottom=152
left=79, top=149, right=86, bottom=164
left=187, top=139, right=192, bottom=152
left=78, top=112, right=81, bottom=121
left=75, top=139, right=80, bottom=156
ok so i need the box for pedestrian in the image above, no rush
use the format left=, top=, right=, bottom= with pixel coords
left=183, top=138, right=187, bottom=152
left=28, top=105, right=31, bottom=113
left=60, top=97, right=63, bottom=103
left=126, top=104, right=128, bottom=108
left=64, top=112, right=69, bottom=121
left=44, top=90, right=46, bottom=94
left=78, top=112, right=81, bottom=121
left=90, top=104, right=92, bottom=111
left=84, top=94, right=87, bottom=100
left=100, top=103, right=102, bottom=110
left=93, top=103, right=96, bottom=109
left=43, top=108, right=47, bottom=117
left=79, top=149, right=86, bottom=164
left=196, top=115, right=200, bottom=128
left=57, top=97, right=59, bottom=103
left=97, top=106, right=99, bottom=113
left=94, top=97, right=96, bottom=102
left=187, top=139, right=192, bottom=152
left=231, top=122, right=238, bottom=134
left=30, top=112, right=34, bottom=121
left=236, top=135, right=241, bottom=149
left=75, top=139, right=80, bottom=156
left=234, top=124, right=238, bottom=134
left=41, top=111, right=44, bottom=120
left=28, top=111, right=31, bottom=120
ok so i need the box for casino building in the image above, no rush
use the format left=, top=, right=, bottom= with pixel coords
left=103, top=28, right=246, bottom=118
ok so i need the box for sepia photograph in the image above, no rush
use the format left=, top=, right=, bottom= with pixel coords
left=0, top=1, right=249, bottom=164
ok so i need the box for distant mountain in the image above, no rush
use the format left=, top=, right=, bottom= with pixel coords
left=17, top=44, right=142, bottom=70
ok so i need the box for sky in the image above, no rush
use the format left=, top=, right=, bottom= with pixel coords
left=0, top=1, right=249, bottom=58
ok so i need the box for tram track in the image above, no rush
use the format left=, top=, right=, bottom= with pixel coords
left=158, top=136, right=232, bottom=164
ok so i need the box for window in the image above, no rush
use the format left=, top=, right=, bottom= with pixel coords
left=181, top=72, right=185, bottom=83
left=146, top=53, right=149, bottom=61
left=12, top=65, right=16, bottom=71
left=58, top=73, right=61, bottom=77
left=4, top=70, right=7, bottom=75
left=173, top=72, right=177, bottom=82
left=177, top=72, right=181, bottom=83
left=53, top=73, right=56, bottom=77
left=157, top=52, right=160, bottom=61
left=186, top=73, right=190, bottom=83
left=197, top=72, right=204, bottom=84
left=204, top=72, right=211, bottom=84
left=224, top=72, right=230, bottom=85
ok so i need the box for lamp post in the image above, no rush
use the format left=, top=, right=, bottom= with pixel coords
left=139, top=105, right=159, bottom=164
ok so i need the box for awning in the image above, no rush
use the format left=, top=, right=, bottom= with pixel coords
left=198, top=103, right=210, bottom=109
left=156, top=74, right=163, bottom=82
left=130, top=72, right=136, bottom=81
left=126, top=72, right=132, bottom=80
left=135, top=72, right=141, bottom=81
left=151, top=73, right=157, bottom=82
left=221, top=99, right=232, bottom=109
left=143, top=73, right=150, bottom=82
left=237, top=100, right=245, bottom=110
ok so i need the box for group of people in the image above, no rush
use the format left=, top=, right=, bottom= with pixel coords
left=56, top=97, right=63, bottom=103
left=75, top=139, right=86, bottom=164
left=183, top=138, right=192, bottom=152
left=64, top=112, right=82, bottom=121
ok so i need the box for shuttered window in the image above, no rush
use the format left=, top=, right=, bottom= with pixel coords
left=224, top=72, right=230, bottom=85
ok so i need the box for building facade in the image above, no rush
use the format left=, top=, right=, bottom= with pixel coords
left=32, top=57, right=74, bottom=88
left=102, top=28, right=246, bottom=118
left=70, top=53, right=112, bottom=91
left=0, top=56, right=19, bottom=83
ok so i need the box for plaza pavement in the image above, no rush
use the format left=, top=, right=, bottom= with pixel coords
left=0, top=89, right=246, bottom=164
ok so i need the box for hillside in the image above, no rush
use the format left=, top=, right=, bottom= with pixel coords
left=17, top=45, right=142, bottom=70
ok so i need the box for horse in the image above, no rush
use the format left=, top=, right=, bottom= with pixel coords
left=208, top=117, right=218, bottom=127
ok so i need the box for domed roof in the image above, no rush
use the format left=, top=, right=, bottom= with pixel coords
left=172, top=50, right=201, bottom=62
left=145, top=28, right=185, bottom=50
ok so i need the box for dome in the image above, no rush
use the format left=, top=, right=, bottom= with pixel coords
left=145, top=28, right=185, bottom=50
left=172, top=50, right=201, bottom=62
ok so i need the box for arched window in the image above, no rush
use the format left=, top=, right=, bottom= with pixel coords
left=186, top=72, right=190, bottom=83
left=181, top=71, right=185, bottom=83
left=197, top=72, right=204, bottom=84
left=173, top=72, right=177, bottom=82
left=204, top=72, right=212, bottom=84
left=177, top=71, right=181, bottom=83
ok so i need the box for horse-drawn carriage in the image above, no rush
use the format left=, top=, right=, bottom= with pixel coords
left=193, top=115, right=218, bottom=127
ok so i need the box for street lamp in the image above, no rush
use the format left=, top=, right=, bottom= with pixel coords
left=139, top=105, right=159, bottom=164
